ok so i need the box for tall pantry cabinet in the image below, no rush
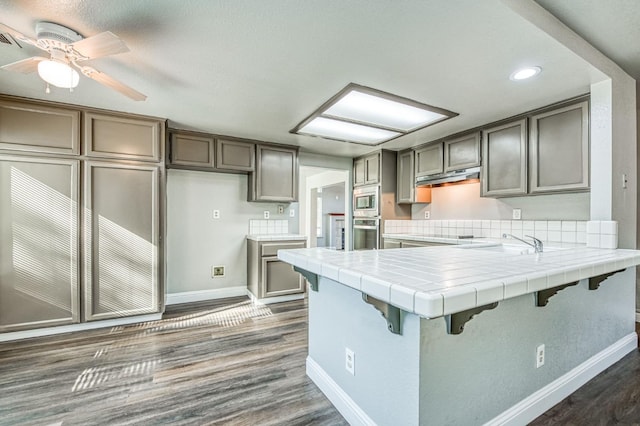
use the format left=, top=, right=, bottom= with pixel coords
left=0, top=97, right=165, bottom=332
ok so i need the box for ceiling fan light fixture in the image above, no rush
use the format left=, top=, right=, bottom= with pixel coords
left=37, top=59, right=80, bottom=89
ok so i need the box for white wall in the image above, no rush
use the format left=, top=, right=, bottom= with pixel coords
left=166, top=169, right=298, bottom=295
left=411, top=182, right=590, bottom=220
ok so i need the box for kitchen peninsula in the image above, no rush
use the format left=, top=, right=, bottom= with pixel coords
left=278, top=243, right=640, bottom=425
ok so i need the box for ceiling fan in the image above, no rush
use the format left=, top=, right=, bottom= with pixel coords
left=0, top=21, right=146, bottom=101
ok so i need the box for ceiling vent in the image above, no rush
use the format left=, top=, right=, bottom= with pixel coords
left=0, top=32, right=21, bottom=47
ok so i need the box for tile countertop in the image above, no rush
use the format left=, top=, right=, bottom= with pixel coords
left=246, top=234, right=307, bottom=242
left=277, top=245, right=640, bottom=319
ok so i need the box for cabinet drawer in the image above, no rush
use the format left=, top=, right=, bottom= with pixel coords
left=84, top=112, right=162, bottom=162
left=0, top=99, right=80, bottom=155
left=261, top=241, right=306, bottom=257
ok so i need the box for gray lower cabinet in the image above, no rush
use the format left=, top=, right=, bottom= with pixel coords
left=0, top=155, right=80, bottom=332
left=444, top=133, right=480, bottom=171
left=397, top=150, right=415, bottom=204
left=247, top=239, right=306, bottom=299
left=529, top=101, right=589, bottom=193
left=415, top=143, right=444, bottom=177
left=169, top=132, right=215, bottom=168
left=0, top=98, right=80, bottom=155
left=83, top=161, right=161, bottom=321
left=250, top=145, right=298, bottom=202
left=481, top=119, right=527, bottom=197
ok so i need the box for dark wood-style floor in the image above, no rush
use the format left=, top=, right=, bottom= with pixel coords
left=0, top=298, right=639, bottom=425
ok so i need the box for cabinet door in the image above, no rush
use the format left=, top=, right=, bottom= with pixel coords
left=444, top=133, right=480, bottom=171
left=397, top=150, right=414, bottom=204
left=216, top=138, right=255, bottom=172
left=353, top=158, right=366, bottom=186
left=0, top=99, right=80, bottom=155
left=84, top=112, right=162, bottom=162
left=254, top=145, right=298, bottom=202
left=169, top=133, right=215, bottom=168
left=415, top=143, right=444, bottom=177
left=481, top=119, right=527, bottom=197
left=529, top=101, right=589, bottom=193
left=262, top=257, right=304, bottom=297
left=84, top=162, right=160, bottom=321
left=364, top=153, right=380, bottom=184
left=383, top=240, right=402, bottom=249
left=0, top=155, right=79, bottom=331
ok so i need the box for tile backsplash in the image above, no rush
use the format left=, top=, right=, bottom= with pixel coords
left=249, top=219, right=290, bottom=235
left=384, top=219, right=618, bottom=249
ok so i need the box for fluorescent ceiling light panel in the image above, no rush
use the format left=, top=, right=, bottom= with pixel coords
left=298, top=117, right=401, bottom=145
left=324, top=90, right=448, bottom=131
left=291, top=83, right=457, bottom=145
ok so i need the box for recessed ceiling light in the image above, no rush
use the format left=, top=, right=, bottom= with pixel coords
left=510, top=66, right=542, bottom=81
left=291, top=83, right=458, bottom=145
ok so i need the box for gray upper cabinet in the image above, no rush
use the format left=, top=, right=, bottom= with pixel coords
left=170, top=132, right=215, bottom=168
left=251, top=145, right=298, bottom=202
left=529, top=101, right=589, bottom=193
left=397, top=150, right=415, bottom=204
left=216, top=138, right=255, bottom=172
left=84, top=112, right=163, bottom=162
left=415, top=143, right=444, bottom=177
left=444, top=133, right=481, bottom=172
left=353, top=157, right=366, bottom=186
left=0, top=98, right=80, bottom=155
left=481, top=119, right=527, bottom=197
left=353, top=153, right=380, bottom=187
left=364, top=153, right=380, bottom=185
left=83, top=161, right=160, bottom=321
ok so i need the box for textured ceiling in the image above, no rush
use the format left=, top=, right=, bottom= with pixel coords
left=0, top=0, right=633, bottom=157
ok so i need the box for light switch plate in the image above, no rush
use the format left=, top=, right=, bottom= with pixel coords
left=263, top=211, right=270, bottom=219
left=289, top=209, right=295, bottom=217
left=278, top=205, right=284, bottom=214
left=512, top=209, right=521, bottom=220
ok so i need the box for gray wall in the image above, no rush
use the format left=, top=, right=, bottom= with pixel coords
left=412, top=182, right=590, bottom=220
left=308, top=269, right=634, bottom=425
left=166, top=169, right=298, bottom=294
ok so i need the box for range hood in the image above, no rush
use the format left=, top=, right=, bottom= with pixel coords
left=415, top=166, right=480, bottom=187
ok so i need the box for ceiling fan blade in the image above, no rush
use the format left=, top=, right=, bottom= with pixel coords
left=0, top=22, right=37, bottom=47
left=80, top=66, right=146, bottom=101
left=71, top=31, right=129, bottom=59
left=1, top=56, right=47, bottom=73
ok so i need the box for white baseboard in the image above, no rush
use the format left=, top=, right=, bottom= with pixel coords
left=306, top=356, right=376, bottom=426
left=307, top=333, right=638, bottom=426
left=247, top=291, right=306, bottom=305
left=165, top=287, right=248, bottom=305
left=486, top=332, right=638, bottom=426
left=0, top=313, right=163, bottom=343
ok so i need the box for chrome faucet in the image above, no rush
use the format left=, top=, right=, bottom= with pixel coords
left=502, top=233, right=544, bottom=253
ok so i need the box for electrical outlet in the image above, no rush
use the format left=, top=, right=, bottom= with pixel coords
left=212, top=266, right=225, bottom=277
left=289, top=209, right=295, bottom=217
left=512, top=208, right=522, bottom=220
left=536, top=344, right=545, bottom=368
left=277, top=205, right=284, bottom=214
left=213, top=209, right=220, bottom=219
left=263, top=211, right=270, bottom=219
left=345, top=348, right=355, bottom=375
left=424, top=211, right=431, bottom=219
